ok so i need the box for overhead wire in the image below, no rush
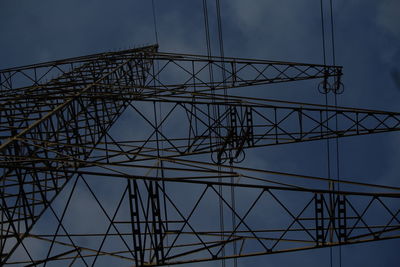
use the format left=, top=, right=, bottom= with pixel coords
left=319, top=0, right=327, bottom=66
left=329, top=0, right=336, bottom=67
left=321, top=0, right=342, bottom=266
left=202, top=1, right=226, bottom=266
left=216, top=0, right=226, bottom=97
left=150, top=0, right=168, bottom=262
left=319, top=1, right=334, bottom=266
left=151, top=0, right=159, bottom=44
left=328, top=0, right=342, bottom=266
left=215, top=1, right=238, bottom=266
left=155, top=1, right=340, bottom=266
left=202, top=0, right=213, bottom=59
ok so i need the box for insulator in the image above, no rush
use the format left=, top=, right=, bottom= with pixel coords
left=318, top=80, right=331, bottom=94
left=333, top=81, right=345, bottom=94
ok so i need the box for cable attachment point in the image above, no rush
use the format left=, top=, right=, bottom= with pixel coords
left=333, top=81, right=344, bottom=94
left=333, top=73, right=344, bottom=94
left=318, top=68, right=331, bottom=94
left=318, top=80, right=331, bottom=94
left=212, top=150, right=228, bottom=165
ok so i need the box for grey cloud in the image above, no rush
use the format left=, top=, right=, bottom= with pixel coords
left=376, top=0, right=400, bottom=39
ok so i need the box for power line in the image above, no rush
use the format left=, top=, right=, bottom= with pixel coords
left=329, top=0, right=336, bottom=66
left=328, top=0, right=342, bottom=266
left=319, top=1, right=334, bottom=266
left=319, top=0, right=327, bottom=66
left=202, top=2, right=226, bottom=267
left=202, top=0, right=212, bottom=58
left=215, top=2, right=238, bottom=267
left=321, top=1, right=341, bottom=266
left=151, top=0, right=159, bottom=44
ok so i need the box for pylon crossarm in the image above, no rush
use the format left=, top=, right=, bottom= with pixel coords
left=144, top=51, right=342, bottom=92
left=1, top=47, right=342, bottom=101
left=2, top=161, right=399, bottom=266
left=3, top=96, right=399, bottom=170
left=3, top=147, right=400, bottom=193
left=106, top=99, right=400, bottom=163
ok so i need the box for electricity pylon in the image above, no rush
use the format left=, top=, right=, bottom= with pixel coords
left=1, top=44, right=399, bottom=266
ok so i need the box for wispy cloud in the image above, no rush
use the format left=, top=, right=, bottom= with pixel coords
left=376, top=0, right=400, bottom=39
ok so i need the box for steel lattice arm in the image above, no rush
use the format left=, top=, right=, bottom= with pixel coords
left=143, top=51, right=342, bottom=93
left=0, top=46, right=398, bottom=266
left=83, top=96, right=399, bottom=164
left=2, top=158, right=400, bottom=266
left=3, top=97, right=399, bottom=167
left=0, top=46, right=342, bottom=100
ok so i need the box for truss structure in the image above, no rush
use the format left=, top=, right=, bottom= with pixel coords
left=1, top=44, right=400, bottom=266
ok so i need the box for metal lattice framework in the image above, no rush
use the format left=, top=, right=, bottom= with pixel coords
left=1, top=44, right=400, bottom=266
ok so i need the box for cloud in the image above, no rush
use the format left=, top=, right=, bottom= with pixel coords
left=376, top=0, right=400, bottom=39
left=375, top=0, right=400, bottom=65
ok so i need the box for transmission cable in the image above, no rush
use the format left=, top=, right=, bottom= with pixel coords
left=151, top=0, right=159, bottom=44
left=216, top=0, right=227, bottom=97
left=202, top=0, right=213, bottom=59
left=150, top=0, right=167, bottom=260
left=215, top=1, right=238, bottom=266
left=329, top=0, right=343, bottom=266
left=202, top=1, right=226, bottom=266
left=319, top=1, right=334, bottom=267
left=319, top=0, right=327, bottom=66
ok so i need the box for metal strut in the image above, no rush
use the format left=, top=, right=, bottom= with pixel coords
left=0, top=45, right=399, bottom=266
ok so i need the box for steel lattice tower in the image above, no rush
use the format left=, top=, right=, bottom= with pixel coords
left=1, top=44, right=400, bottom=266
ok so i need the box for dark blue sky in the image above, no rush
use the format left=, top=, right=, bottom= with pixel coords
left=1, top=0, right=400, bottom=266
